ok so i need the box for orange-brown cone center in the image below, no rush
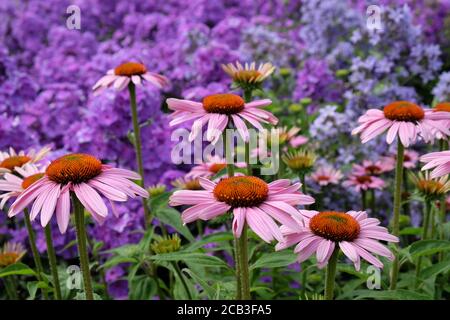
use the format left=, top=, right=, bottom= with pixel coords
left=46, top=153, right=102, bottom=185
left=309, top=211, right=360, bottom=242
left=202, top=94, right=245, bottom=114
left=21, top=173, right=44, bottom=189
left=213, top=176, right=268, bottom=207
left=383, top=101, right=424, bottom=122
left=184, top=179, right=202, bottom=190
left=114, top=62, right=147, bottom=76
left=209, top=163, right=227, bottom=174
left=0, top=252, right=20, bottom=267
left=356, top=175, right=373, bottom=184
left=365, top=165, right=381, bottom=175
left=434, top=102, right=450, bottom=113
left=317, top=175, right=330, bottom=182
left=235, top=70, right=262, bottom=81
left=0, top=156, right=31, bottom=171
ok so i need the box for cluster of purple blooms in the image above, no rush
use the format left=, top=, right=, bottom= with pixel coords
left=1, top=0, right=449, bottom=298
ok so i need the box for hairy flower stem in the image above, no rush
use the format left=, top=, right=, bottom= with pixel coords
left=438, top=139, right=448, bottom=262
left=73, top=195, right=94, bottom=300
left=415, top=200, right=431, bottom=288
left=402, top=169, right=411, bottom=217
left=299, top=173, right=309, bottom=211
left=324, top=247, right=339, bottom=300
left=23, top=208, right=48, bottom=300
left=241, top=89, right=253, bottom=300
left=370, top=189, right=376, bottom=216
left=389, top=140, right=404, bottom=290
left=3, top=277, right=18, bottom=300
left=223, top=130, right=241, bottom=299
left=238, top=224, right=251, bottom=299
left=44, top=225, right=62, bottom=300
left=128, top=83, right=151, bottom=227
left=361, top=189, right=367, bottom=210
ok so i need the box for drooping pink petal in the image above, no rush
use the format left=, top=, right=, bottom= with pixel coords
left=232, top=207, right=246, bottom=238
left=88, top=179, right=128, bottom=202
left=245, top=207, right=274, bottom=243
left=169, top=190, right=214, bottom=206
left=55, top=186, right=71, bottom=234
left=73, top=183, right=108, bottom=218
left=40, top=183, right=61, bottom=227
left=8, top=178, right=50, bottom=217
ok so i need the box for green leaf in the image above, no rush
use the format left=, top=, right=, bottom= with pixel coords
left=154, top=208, right=194, bottom=242
left=129, top=275, right=157, bottom=300
left=150, top=251, right=231, bottom=270
left=353, top=289, right=432, bottom=300
left=0, top=263, right=36, bottom=278
left=26, top=281, right=49, bottom=300
left=420, top=259, right=450, bottom=279
left=250, top=251, right=297, bottom=270
left=410, top=240, right=450, bottom=258
left=182, top=268, right=217, bottom=299
left=399, top=227, right=421, bottom=236
left=185, top=232, right=234, bottom=251
left=148, top=192, right=171, bottom=212
left=74, top=292, right=103, bottom=300
left=101, top=256, right=138, bottom=270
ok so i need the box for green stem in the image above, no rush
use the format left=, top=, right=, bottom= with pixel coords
left=402, top=169, right=411, bottom=217
left=324, top=247, right=339, bottom=300
left=73, top=195, right=94, bottom=300
left=223, top=130, right=241, bottom=299
left=415, top=200, right=431, bottom=288
left=3, top=277, right=18, bottom=300
left=243, top=89, right=252, bottom=103
left=196, top=220, right=203, bottom=236
left=370, top=189, right=376, bottom=216
left=172, top=262, right=193, bottom=300
left=128, top=83, right=151, bottom=227
left=234, top=237, right=242, bottom=300
left=299, top=173, right=307, bottom=194
left=238, top=223, right=250, bottom=299
left=23, top=208, right=48, bottom=300
left=300, top=264, right=308, bottom=299
left=44, top=225, right=62, bottom=300
left=361, top=189, right=367, bottom=210
left=389, top=139, right=404, bottom=290
left=299, top=173, right=309, bottom=210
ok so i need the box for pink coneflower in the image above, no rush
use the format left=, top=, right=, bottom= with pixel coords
left=352, top=159, right=394, bottom=176
left=352, top=101, right=450, bottom=147
left=222, top=61, right=275, bottom=87
left=92, top=62, right=169, bottom=94
left=343, top=174, right=385, bottom=192
left=167, top=93, right=277, bottom=144
left=420, top=151, right=450, bottom=178
left=0, top=163, right=45, bottom=209
left=169, top=176, right=315, bottom=243
left=311, top=166, right=343, bottom=186
left=0, top=146, right=50, bottom=174
left=186, top=155, right=246, bottom=180
left=431, top=102, right=450, bottom=140
left=278, top=126, right=309, bottom=148
left=276, top=210, right=398, bottom=270
left=8, top=153, right=149, bottom=233
left=0, top=242, right=26, bottom=267
left=383, top=149, right=419, bottom=169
